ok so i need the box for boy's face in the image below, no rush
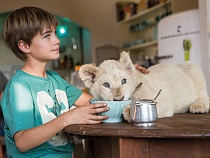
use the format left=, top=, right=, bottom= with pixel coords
left=28, top=27, right=60, bottom=62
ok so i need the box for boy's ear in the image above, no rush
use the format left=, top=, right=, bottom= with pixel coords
left=18, top=40, right=30, bottom=54
left=79, top=64, right=99, bottom=88
left=119, top=51, right=135, bottom=72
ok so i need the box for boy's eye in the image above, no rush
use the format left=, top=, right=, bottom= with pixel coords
left=121, top=79, right=127, bottom=85
left=44, top=34, right=50, bottom=39
left=103, top=82, right=110, bottom=88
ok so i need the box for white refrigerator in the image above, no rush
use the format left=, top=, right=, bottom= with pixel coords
left=158, top=9, right=210, bottom=94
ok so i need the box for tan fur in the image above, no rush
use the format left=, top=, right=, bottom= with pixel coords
left=79, top=51, right=209, bottom=122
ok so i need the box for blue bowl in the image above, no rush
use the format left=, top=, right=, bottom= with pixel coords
left=91, top=100, right=132, bottom=123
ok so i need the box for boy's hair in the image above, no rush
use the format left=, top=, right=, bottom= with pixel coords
left=3, top=6, right=58, bottom=61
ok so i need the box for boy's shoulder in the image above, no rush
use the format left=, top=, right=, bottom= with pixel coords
left=10, top=70, right=28, bottom=82
left=46, top=70, right=66, bottom=83
left=9, top=70, right=64, bottom=84
left=10, top=70, right=59, bottom=83
left=46, top=70, right=61, bottom=79
left=46, top=70, right=59, bottom=76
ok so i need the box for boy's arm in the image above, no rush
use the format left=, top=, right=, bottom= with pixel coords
left=74, top=93, right=93, bottom=107
left=134, top=64, right=149, bottom=74
left=14, top=97, right=108, bottom=152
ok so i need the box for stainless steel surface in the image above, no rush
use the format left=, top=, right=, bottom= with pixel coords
left=130, top=99, right=158, bottom=127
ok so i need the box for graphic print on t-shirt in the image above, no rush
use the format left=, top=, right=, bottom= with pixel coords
left=37, top=89, right=69, bottom=146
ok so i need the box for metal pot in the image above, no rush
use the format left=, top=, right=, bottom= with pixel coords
left=130, top=99, right=158, bottom=127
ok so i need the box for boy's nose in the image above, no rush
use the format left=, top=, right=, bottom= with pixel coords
left=54, top=36, right=60, bottom=45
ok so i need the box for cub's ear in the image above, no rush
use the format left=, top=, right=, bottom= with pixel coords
left=119, top=51, right=135, bottom=72
left=78, top=64, right=99, bottom=88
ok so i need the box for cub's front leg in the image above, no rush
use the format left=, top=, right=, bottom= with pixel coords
left=123, top=104, right=131, bottom=123
left=189, top=97, right=210, bottom=114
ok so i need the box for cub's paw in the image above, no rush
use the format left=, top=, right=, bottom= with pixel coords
left=190, top=101, right=209, bottom=114
left=123, top=104, right=131, bottom=123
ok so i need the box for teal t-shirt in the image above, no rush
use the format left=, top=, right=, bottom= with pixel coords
left=1, top=70, right=82, bottom=158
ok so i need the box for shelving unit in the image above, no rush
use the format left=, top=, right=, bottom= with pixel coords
left=119, top=0, right=172, bottom=24
left=118, top=0, right=173, bottom=66
left=124, top=40, right=157, bottom=51
left=118, top=0, right=200, bottom=67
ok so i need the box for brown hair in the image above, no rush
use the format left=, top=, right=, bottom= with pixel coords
left=3, top=6, right=58, bottom=61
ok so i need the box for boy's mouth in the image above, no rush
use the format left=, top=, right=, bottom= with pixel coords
left=52, top=48, right=59, bottom=52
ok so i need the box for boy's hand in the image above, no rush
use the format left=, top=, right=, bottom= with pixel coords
left=65, top=103, right=109, bottom=125
left=134, top=64, right=149, bottom=74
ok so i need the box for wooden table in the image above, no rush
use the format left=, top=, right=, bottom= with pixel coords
left=64, top=113, right=210, bottom=158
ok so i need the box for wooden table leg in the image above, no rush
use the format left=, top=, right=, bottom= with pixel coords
left=119, top=138, right=147, bottom=158
left=84, top=139, right=96, bottom=158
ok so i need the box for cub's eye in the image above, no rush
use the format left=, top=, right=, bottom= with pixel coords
left=121, top=79, right=127, bottom=85
left=103, top=82, right=110, bottom=88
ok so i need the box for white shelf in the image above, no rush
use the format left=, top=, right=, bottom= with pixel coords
left=119, top=0, right=172, bottom=24
left=124, top=41, right=157, bottom=51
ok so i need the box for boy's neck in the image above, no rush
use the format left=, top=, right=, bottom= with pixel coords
left=22, top=62, right=48, bottom=78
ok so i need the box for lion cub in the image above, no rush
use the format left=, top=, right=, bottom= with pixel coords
left=79, top=51, right=209, bottom=122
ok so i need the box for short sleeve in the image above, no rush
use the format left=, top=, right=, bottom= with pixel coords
left=5, top=79, right=35, bottom=136
left=66, top=84, right=82, bottom=107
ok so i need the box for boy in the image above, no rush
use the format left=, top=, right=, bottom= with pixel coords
left=1, top=6, right=110, bottom=158
left=1, top=6, right=148, bottom=157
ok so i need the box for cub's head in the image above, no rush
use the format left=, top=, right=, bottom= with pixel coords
left=79, top=51, right=137, bottom=101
